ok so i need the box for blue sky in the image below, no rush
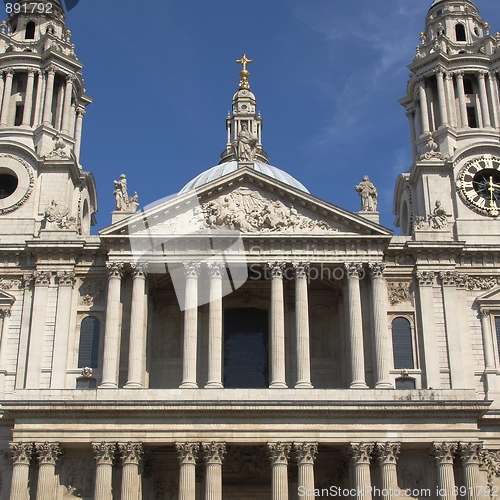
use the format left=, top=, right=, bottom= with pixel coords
left=62, top=0, right=499, bottom=232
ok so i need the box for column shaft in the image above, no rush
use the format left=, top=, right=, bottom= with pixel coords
left=100, top=263, right=124, bottom=388
left=0, top=72, right=4, bottom=116
left=480, top=310, right=496, bottom=370
left=369, top=263, right=391, bottom=388
left=181, top=263, right=200, bottom=388
left=345, top=264, right=367, bottom=388
left=33, top=71, right=45, bottom=127
left=455, top=72, right=468, bottom=128
left=445, top=73, right=457, bottom=128
left=459, top=443, right=483, bottom=500
left=0, top=309, right=12, bottom=393
left=269, top=263, right=287, bottom=388
left=418, top=79, right=430, bottom=134
left=0, top=70, right=14, bottom=126
left=61, top=75, right=74, bottom=134
left=436, top=69, right=448, bottom=126
left=22, top=69, right=36, bottom=126
left=51, top=272, right=75, bottom=388
left=295, top=263, right=312, bottom=388
left=206, top=262, right=224, bottom=388
left=478, top=72, right=491, bottom=128
left=406, top=110, right=418, bottom=161
left=487, top=74, right=500, bottom=128
left=126, top=264, right=148, bottom=388
left=42, top=68, right=55, bottom=125
left=73, top=107, right=85, bottom=160
left=15, top=275, right=34, bottom=389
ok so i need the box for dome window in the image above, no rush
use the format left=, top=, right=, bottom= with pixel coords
left=25, top=21, right=35, bottom=40
left=0, top=173, right=18, bottom=199
left=455, top=23, right=466, bottom=42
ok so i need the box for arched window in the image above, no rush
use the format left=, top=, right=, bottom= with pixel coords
left=392, top=317, right=414, bottom=369
left=25, top=21, right=35, bottom=40
left=77, top=316, right=100, bottom=368
left=455, top=24, right=466, bottom=42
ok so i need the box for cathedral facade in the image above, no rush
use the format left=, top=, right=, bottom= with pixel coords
left=0, top=0, right=498, bottom=499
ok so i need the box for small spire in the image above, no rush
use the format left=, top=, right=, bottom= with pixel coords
left=236, top=53, right=253, bottom=90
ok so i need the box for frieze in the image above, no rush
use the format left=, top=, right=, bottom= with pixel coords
left=439, top=272, right=468, bottom=288
left=388, top=282, right=412, bottom=305
left=0, top=278, right=20, bottom=290
left=466, top=276, right=500, bottom=291
left=482, top=450, right=500, bottom=492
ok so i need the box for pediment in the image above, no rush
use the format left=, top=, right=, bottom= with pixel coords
left=0, top=289, right=15, bottom=308
left=476, top=285, right=500, bottom=307
left=100, top=167, right=392, bottom=239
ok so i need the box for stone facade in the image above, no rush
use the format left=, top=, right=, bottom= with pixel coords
left=0, top=1, right=498, bottom=499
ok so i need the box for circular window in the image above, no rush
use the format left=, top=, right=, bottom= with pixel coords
left=0, top=173, right=18, bottom=199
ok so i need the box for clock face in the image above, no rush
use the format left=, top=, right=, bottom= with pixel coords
left=457, top=155, right=500, bottom=217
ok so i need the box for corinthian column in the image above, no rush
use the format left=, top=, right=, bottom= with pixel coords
left=61, top=74, right=75, bottom=134
left=9, top=442, right=33, bottom=500
left=418, top=79, right=430, bottom=134
left=435, top=68, right=449, bottom=127
left=487, top=73, right=500, bottom=128
left=203, top=442, right=226, bottom=500
left=176, top=442, right=199, bottom=500
left=42, top=66, right=55, bottom=126
left=368, top=263, right=391, bottom=388
left=0, top=69, right=13, bottom=127
left=455, top=72, right=468, bottom=128
left=349, top=442, right=374, bottom=500
left=295, top=442, right=317, bottom=497
left=22, top=69, right=36, bottom=126
left=118, top=442, right=143, bottom=500
left=477, top=71, right=491, bottom=128
left=480, top=310, right=497, bottom=392
left=293, top=262, right=312, bottom=388
left=205, top=262, right=225, bottom=388
left=459, top=443, right=483, bottom=500
left=93, top=442, right=115, bottom=500
left=269, top=262, right=287, bottom=388
left=35, top=442, right=62, bottom=500
left=345, top=263, right=368, bottom=388
left=125, top=263, right=148, bottom=388
left=432, top=442, right=458, bottom=500
left=181, top=262, right=200, bottom=388
left=100, top=262, right=124, bottom=388
left=269, top=442, right=291, bottom=500
left=73, top=106, right=85, bottom=161
left=445, top=73, right=457, bottom=127
left=375, top=442, right=401, bottom=500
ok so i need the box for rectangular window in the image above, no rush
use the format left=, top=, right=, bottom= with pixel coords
left=495, top=316, right=500, bottom=362
left=14, top=105, right=23, bottom=126
left=467, top=106, right=478, bottom=128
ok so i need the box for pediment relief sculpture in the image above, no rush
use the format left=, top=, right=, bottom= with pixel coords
left=141, top=187, right=339, bottom=235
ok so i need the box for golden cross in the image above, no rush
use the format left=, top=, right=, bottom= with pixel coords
left=236, top=54, right=253, bottom=71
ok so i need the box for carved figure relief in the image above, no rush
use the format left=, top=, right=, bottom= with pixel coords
left=45, top=132, right=71, bottom=159
left=414, top=201, right=449, bottom=230
left=44, top=200, right=77, bottom=230
left=225, top=446, right=270, bottom=479
left=388, top=282, right=412, bottom=305
left=156, top=479, right=178, bottom=500
left=79, top=281, right=104, bottom=306
left=65, top=458, right=94, bottom=497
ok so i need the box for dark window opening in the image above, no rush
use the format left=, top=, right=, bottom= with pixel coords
left=495, top=317, right=500, bottom=362
left=16, top=78, right=25, bottom=93
left=25, top=21, right=35, bottom=40
left=392, top=317, right=414, bottom=369
left=436, top=9, right=443, bottom=16
left=77, top=316, right=100, bottom=368
left=467, top=106, right=478, bottom=128
left=463, top=78, right=474, bottom=95
left=76, top=378, right=97, bottom=389
left=14, top=105, right=23, bottom=126
left=224, top=308, right=269, bottom=388
left=456, top=24, right=466, bottom=42
left=0, top=174, right=18, bottom=199
left=395, top=378, right=416, bottom=390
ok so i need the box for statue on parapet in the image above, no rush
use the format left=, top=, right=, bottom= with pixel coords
left=356, top=175, right=378, bottom=212
left=113, top=174, right=139, bottom=213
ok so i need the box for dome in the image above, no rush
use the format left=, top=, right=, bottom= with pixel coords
left=179, top=161, right=309, bottom=194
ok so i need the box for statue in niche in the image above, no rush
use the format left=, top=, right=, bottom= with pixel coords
left=232, top=122, right=257, bottom=161
left=113, top=174, right=139, bottom=213
left=356, top=175, right=378, bottom=212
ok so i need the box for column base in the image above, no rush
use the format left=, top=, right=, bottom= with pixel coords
left=269, top=382, right=288, bottom=389
left=295, top=382, right=313, bottom=389
left=124, top=382, right=143, bottom=389
left=180, top=381, right=198, bottom=389
left=375, top=381, right=394, bottom=389
left=350, top=381, right=369, bottom=389
left=204, top=382, right=224, bottom=389
left=98, top=382, right=118, bottom=389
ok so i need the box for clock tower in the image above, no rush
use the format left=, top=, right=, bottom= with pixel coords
left=394, top=0, right=500, bottom=243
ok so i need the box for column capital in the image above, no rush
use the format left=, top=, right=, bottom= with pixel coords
left=176, top=442, right=199, bottom=465
left=106, top=262, right=124, bottom=279
left=26, top=67, right=36, bottom=76
left=368, top=262, right=386, bottom=279
left=118, top=442, right=143, bottom=465
left=4, top=68, right=14, bottom=76
left=345, top=262, right=364, bottom=279
left=92, top=442, right=116, bottom=465
left=33, top=271, right=52, bottom=286
left=415, top=271, right=435, bottom=286
left=480, top=309, right=491, bottom=318
left=207, top=261, right=226, bottom=279
left=292, top=262, right=310, bottom=278
left=268, top=261, right=286, bottom=278
left=183, top=261, right=201, bottom=279
left=477, top=70, right=488, bottom=79
left=375, top=442, right=401, bottom=465
left=76, top=106, right=86, bottom=117
left=458, top=442, right=483, bottom=465
left=349, top=442, right=374, bottom=465
left=45, top=65, right=55, bottom=75
left=454, top=70, right=465, bottom=78
left=131, top=262, right=148, bottom=279
left=434, top=66, right=445, bottom=76
left=294, top=442, right=318, bottom=465
left=56, top=270, right=76, bottom=287
left=202, top=441, right=226, bottom=465
left=432, top=442, right=457, bottom=464
left=268, top=442, right=291, bottom=466
left=0, top=308, right=11, bottom=318
left=35, top=442, right=62, bottom=465
left=65, top=73, right=76, bottom=84
left=439, top=271, right=467, bottom=287
left=9, top=442, right=33, bottom=465
left=21, top=272, right=34, bottom=289
left=444, top=72, right=454, bottom=81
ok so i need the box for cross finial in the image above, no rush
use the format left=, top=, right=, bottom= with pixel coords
left=236, top=53, right=253, bottom=90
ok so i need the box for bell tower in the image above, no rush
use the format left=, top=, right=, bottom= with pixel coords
left=0, top=0, right=96, bottom=238
left=394, top=0, right=500, bottom=243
